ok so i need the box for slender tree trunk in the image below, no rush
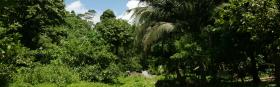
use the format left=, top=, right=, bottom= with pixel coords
left=176, top=69, right=182, bottom=79
left=201, top=63, right=207, bottom=82
left=275, top=62, right=280, bottom=86
left=176, top=68, right=184, bottom=84
left=209, top=33, right=219, bottom=83
left=211, top=65, right=219, bottom=83
left=141, top=51, right=148, bottom=70
left=251, top=56, right=261, bottom=84
left=115, top=45, right=119, bottom=56
left=273, top=53, right=280, bottom=86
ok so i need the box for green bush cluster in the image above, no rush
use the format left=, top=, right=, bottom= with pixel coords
left=2, top=0, right=280, bottom=86
left=0, top=10, right=142, bottom=86
left=13, top=64, right=80, bottom=86
left=79, top=64, right=121, bottom=83
left=0, top=1, right=145, bottom=86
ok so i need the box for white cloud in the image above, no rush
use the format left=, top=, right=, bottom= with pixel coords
left=119, top=0, right=147, bottom=24
left=93, top=14, right=101, bottom=24
left=66, top=0, right=88, bottom=14
left=127, top=0, right=140, bottom=9
left=118, top=10, right=135, bottom=23
left=127, top=0, right=147, bottom=10
left=80, top=13, right=100, bottom=24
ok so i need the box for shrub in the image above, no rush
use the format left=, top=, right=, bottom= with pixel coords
left=118, top=75, right=158, bottom=87
left=67, top=81, right=112, bottom=87
left=34, top=83, right=58, bottom=87
left=79, top=63, right=121, bottom=83
left=13, top=63, right=80, bottom=86
left=0, top=64, right=14, bottom=87
left=119, top=56, right=142, bottom=72
left=9, top=82, right=33, bottom=87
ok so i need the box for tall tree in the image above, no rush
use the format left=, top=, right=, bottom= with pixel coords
left=212, top=0, right=280, bottom=84
left=100, top=9, right=116, bottom=22
left=95, top=15, right=132, bottom=57
left=77, top=10, right=97, bottom=26
left=134, top=0, right=226, bottom=50
left=0, top=0, right=66, bottom=49
left=133, top=0, right=226, bottom=83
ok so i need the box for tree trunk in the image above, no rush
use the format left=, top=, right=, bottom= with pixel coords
left=115, top=45, right=119, bottom=56
left=176, top=68, right=185, bottom=84
left=141, top=52, right=148, bottom=70
left=210, top=65, right=219, bottom=83
left=200, top=64, right=207, bottom=82
left=176, top=69, right=182, bottom=79
left=251, top=56, right=261, bottom=84
left=273, top=53, right=280, bottom=86
left=275, top=62, right=280, bottom=86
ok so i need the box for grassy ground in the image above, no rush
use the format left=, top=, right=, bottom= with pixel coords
left=68, top=75, right=161, bottom=87
left=8, top=74, right=277, bottom=87
left=9, top=75, right=161, bottom=87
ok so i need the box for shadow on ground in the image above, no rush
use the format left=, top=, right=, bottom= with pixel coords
left=0, top=79, right=9, bottom=87
left=155, top=79, right=276, bottom=87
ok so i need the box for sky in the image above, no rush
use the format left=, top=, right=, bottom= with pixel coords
left=65, top=0, right=126, bottom=15
left=65, top=0, right=141, bottom=23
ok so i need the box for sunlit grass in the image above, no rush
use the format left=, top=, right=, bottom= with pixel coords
left=9, top=75, right=162, bottom=87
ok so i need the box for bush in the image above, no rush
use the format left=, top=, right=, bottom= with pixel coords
left=79, top=63, right=121, bottom=83
left=0, top=64, right=14, bottom=87
left=67, top=81, right=112, bottom=87
left=10, top=83, right=58, bottom=87
left=119, top=56, right=142, bottom=72
left=148, top=65, right=165, bottom=75
left=118, top=75, right=159, bottom=87
left=9, top=82, right=33, bottom=87
left=13, top=63, right=80, bottom=86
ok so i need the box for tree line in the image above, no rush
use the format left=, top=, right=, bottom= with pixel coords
left=135, top=0, right=280, bottom=86
left=1, top=0, right=280, bottom=87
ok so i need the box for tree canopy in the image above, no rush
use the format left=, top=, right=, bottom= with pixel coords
left=100, top=9, right=116, bottom=22
left=1, top=0, right=280, bottom=87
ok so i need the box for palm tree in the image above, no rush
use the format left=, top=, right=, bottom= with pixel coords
left=133, top=0, right=226, bottom=83
left=133, top=0, right=225, bottom=51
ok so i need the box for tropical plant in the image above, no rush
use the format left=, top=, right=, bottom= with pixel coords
left=212, top=0, right=280, bottom=84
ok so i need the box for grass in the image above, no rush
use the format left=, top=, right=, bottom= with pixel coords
left=9, top=75, right=161, bottom=87
left=67, top=82, right=113, bottom=87
left=117, top=75, right=161, bottom=87
left=8, top=74, right=277, bottom=87
left=68, top=75, right=161, bottom=87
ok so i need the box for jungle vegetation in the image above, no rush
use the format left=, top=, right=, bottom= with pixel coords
left=1, top=0, right=280, bottom=87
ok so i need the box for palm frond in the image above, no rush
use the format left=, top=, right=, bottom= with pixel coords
left=142, top=22, right=175, bottom=51
left=133, top=0, right=224, bottom=52
left=133, top=6, right=154, bottom=24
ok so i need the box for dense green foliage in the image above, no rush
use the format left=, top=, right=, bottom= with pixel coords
left=100, top=9, right=117, bottom=22
left=0, top=1, right=133, bottom=86
left=134, top=0, right=280, bottom=86
left=1, top=0, right=280, bottom=87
